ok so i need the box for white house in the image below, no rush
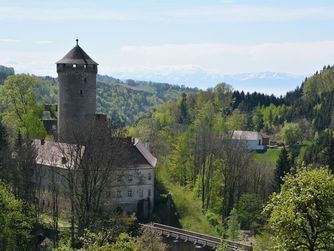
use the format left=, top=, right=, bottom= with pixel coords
left=232, top=130, right=269, bottom=151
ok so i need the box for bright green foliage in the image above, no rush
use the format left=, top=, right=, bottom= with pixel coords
left=0, top=74, right=46, bottom=139
left=0, top=182, right=34, bottom=251
left=280, top=122, right=302, bottom=145
left=236, top=193, right=264, bottom=231
left=303, top=66, right=334, bottom=101
left=260, top=104, right=286, bottom=132
left=79, top=230, right=114, bottom=251
left=216, top=238, right=228, bottom=251
left=170, top=132, right=194, bottom=186
left=226, top=109, right=248, bottom=131
left=110, top=233, right=136, bottom=251
left=226, top=208, right=240, bottom=240
left=253, top=232, right=275, bottom=251
left=34, top=77, right=58, bottom=104
left=265, top=168, right=334, bottom=250
left=96, top=78, right=198, bottom=125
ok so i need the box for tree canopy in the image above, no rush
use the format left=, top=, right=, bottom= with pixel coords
left=0, top=182, right=34, bottom=251
left=0, top=74, right=46, bottom=140
left=265, top=168, right=334, bottom=250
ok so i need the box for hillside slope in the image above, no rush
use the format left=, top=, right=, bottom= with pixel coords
left=0, top=66, right=198, bottom=126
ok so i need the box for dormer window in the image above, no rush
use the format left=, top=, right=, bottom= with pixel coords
left=73, top=64, right=77, bottom=68
left=61, top=157, right=67, bottom=164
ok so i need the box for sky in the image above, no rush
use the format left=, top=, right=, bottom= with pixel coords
left=1, top=0, right=334, bottom=92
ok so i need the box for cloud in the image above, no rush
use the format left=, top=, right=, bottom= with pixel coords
left=162, top=5, right=334, bottom=22
left=0, top=6, right=135, bottom=21
left=1, top=4, right=334, bottom=23
left=117, top=41, right=334, bottom=75
left=0, top=38, right=19, bottom=43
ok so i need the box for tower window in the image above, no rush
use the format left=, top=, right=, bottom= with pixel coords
left=80, top=90, right=83, bottom=95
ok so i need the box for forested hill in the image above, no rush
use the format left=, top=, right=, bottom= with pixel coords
left=127, top=65, right=334, bottom=242
left=0, top=65, right=199, bottom=125
left=95, top=75, right=199, bottom=125
left=130, top=64, right=334, bottom=167
left=0, top=65, right=14, bottom=84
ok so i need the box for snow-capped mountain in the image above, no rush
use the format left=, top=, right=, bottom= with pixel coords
left=112, top=70, right=305, bottom=96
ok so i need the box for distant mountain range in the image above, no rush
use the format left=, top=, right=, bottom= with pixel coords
left=113, top=70, right=306, bottom=96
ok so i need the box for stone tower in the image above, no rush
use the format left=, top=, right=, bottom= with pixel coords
left=56, top=40, right=98, bottom=143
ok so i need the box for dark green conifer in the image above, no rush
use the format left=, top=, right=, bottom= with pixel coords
left=274, top=147, right=290, bottom=190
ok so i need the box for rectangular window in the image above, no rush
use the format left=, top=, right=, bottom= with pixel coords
left=106, top=191, right=111, bottom=198
left=128, top=190, right=132, bottom=197
left=117, top=190, right=121, bottom=198
left=128, top=175, right=133, bottom=182
left=117, top=175, right=122, bottom=182
left=73, top=64, right=77, bottom=68
left=148, top=172, right=152, bottom=181
left=139, top=189, right=143, bottom=198
left=148, top=189, right=151, bottom=197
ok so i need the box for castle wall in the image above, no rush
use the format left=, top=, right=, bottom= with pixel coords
left=36, top=164, right=154, bottom=218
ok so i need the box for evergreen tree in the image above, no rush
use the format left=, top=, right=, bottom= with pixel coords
left=274, top=147, right=290, bottom=190
left=178, top=93, right=188, bottom=124
left=323, top=130, right=334, bottom=173
left=226, top=208, right=240, bottom=240
left=0, top=119, right=10, bottom=182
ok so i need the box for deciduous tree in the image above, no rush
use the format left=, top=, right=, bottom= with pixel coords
left=265, top=168, right=334, bottom=250
left=0, top=74, right=46, bottom=140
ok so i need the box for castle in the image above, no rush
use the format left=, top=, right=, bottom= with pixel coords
left=35, top=40, right=156, bottom=218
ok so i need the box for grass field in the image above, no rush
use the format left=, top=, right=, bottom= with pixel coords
left=155, top=160, right=218, bottom=236
left=121, top=83, right=156, bottom=94
left=254, top=148, right=281, bottom=168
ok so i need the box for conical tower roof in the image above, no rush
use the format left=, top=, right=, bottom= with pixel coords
left=56, top=40, right=98, bottom=65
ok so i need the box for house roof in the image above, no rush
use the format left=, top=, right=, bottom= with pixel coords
left=56, top=42, right=98, bottom=65
left=232, top=130, right=262, bottom=141
left=33, top=140, right=85, bottom=169
left=34, top=138, right=157, bottom=169
left=133, top=138, right=157, bottom=168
